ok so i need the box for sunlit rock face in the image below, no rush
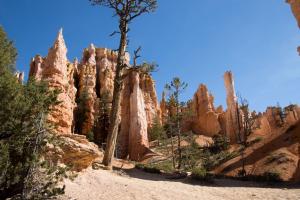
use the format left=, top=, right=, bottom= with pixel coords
left=118, top=71, right=158, bottom=159
left=287, top=0, right=300, bottom=28
left=287, top=0, right=300, bottom=54
left=191, top=84, right=222, bottom=136
left=129, top=72, right=149, bottom=161
left=77, top=44, right=97, bottom=136
left=224, top=71, right=240, bottom=143
left=29, top=29, right=76, bottom=135
left=28, top=29, right=160, bottom=161
left=253, top=105, right=300, bottom=136
left=14, top=71, right=24, bottom=83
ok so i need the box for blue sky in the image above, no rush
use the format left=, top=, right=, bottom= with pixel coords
left=0, top=0, right=299, bottom=112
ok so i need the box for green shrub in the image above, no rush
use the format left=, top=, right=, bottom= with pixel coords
left=238, top=171, right=282, bottom=183
left=87, top=131, right=94, bottom=142
left=210, top=135, right=230, bottom=154
left=248, top=137, right=263, bottom=146
left=202, top=150, right=239, bottom=171
left=148, top=116, right=166, bottom=145
left=191, top=168, right=214, bottom=182
left=135, top=163, right=161, bottom=174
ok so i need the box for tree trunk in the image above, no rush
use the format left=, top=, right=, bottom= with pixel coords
left=169, top=122, right=176, bottom=169
left=176, top=112, right=182, bottom=169
left=170, top=133, right=176, bottom=169
left=175, top=92, right=182, bottom=169
left=102, top=20, right=128, bottom=169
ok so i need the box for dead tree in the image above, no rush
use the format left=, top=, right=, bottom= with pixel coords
left=237, top=95, right=257, bottom=176
left=90, top=0, right=157, bottom=169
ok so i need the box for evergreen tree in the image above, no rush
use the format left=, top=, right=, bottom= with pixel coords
left=148, top=116, right=166, bottom=146
left=0, top=26, right=17, bottom=72
left=165, top=77, right=188, bottom=169
left=0, top=26, right=61, bottom=198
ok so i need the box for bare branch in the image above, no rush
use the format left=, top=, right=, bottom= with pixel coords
left=109, top=31, right=120, bottom=37
left=133, top=46, right=142, bottom=67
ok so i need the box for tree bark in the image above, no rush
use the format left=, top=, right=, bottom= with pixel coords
left=102, top=19, right=128, bottom=169
left=176, top=94, right=182, bottom=169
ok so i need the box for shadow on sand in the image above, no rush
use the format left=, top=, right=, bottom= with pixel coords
left=112, top=167, right=300, bottom=189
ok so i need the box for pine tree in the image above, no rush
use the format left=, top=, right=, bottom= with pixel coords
left=148, top=116, right=166, bottom=146
left=0, top=26, right=60, bottom=198
left=165, top=77, right=188, bottom=169
left=0, top=26, right=17, bottom=72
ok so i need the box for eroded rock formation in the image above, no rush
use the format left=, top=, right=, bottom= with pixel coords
left=287, top=0, right=300, bottom=28
left=191, top=84, right=222, bottom=136
left=29, top=29, right=76, bottom=135
left=45, top=134, right=102, bottom=172
left=129, top=72, right=150, bottom=160
left=14, top=71, right=24, bottom=83
left=29, top=29, right=160, bottom=161
left=76, top=44, right=97, bottom=136
left=224, top=71, right=240, bottom=143
left=287, top=0, right=300, bottom=54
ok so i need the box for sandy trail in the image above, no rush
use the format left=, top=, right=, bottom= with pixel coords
left=60, top=168, right=300, bottom=200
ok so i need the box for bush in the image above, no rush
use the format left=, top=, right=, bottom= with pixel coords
left=181, top=138, right=201, bottom=170
left=191, top=168, right=214, bottom=182
left=87, top=131, right=94, bottom=142
left=135, top=163, right=161, bottom=174
left=148, top=116, right=166, bottom=145
left=202, top=150, right=239, bottom=171
left=238, top=171, right=282, bottom=183
left=210, top=134, right=229, bottom=154
left=248, top=137, right=263, bottom=146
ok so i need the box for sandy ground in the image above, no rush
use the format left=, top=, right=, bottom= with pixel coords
left=60, top=168, right=300, bottom=200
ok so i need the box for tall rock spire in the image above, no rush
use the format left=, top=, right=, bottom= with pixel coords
left=286, top=0, right=300, bottom=54
left=129, top=72, right=149, bottom=161
left=40, top=28, right=74, bottom=135
left=44, top=28, right=68, bottom=77
left=192, top=84, right=221, bottom=136
left=224, top=71, right=240, bottom=143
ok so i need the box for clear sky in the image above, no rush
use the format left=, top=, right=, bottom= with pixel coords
left=0, top=0, right=299, bottom=112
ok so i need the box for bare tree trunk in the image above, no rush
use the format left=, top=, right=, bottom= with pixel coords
left=236, top=103, right=242, bottom=143
left=170, top=133, right=176, bottom=169
left=169, top=122, right=176, bottom=169
left=102, top=20, right=128, bottom=169
left=176, top=102, right=182, bottom=169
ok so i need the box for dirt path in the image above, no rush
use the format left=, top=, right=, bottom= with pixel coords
left=60, top=168, right=300, bottom=200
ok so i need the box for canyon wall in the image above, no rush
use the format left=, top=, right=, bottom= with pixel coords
left=29, top=29, right=160, bottom=160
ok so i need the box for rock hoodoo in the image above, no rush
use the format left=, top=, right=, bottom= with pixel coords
left=287, top=0, right=300, bottom=54
left=224, top=71, right=240, bottom=143
left=29, top=29, right=160, bottom=161
left=129, top=72, right=150, bottom=161
left=191, top=84, right=222, bottom=136
left=29, top=29, right=76, bottom=135
left=287, top=0, right=300, bottom=28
